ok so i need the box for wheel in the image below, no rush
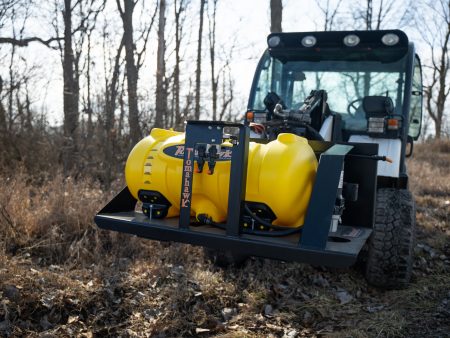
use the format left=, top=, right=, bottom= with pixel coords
left=203, top=248, right=248, bottom=267
left=365, top=188, right=416, bottom=289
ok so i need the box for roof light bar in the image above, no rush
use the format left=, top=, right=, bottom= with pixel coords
left=343, top=34, right=360, bottom=47
left=301, top=35, right=317, bottom=47
left=382, top=33, right=399, bottom=46
left=268, top=35, right=281, bottom=48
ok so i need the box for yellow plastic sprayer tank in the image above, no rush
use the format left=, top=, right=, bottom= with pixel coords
left=125, top=128, right=318, bottom=227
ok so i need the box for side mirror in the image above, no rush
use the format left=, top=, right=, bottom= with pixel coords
left=406, top=135, right=414, bottom=157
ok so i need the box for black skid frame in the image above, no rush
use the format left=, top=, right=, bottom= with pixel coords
left=95, top=121, right=378, bottom=268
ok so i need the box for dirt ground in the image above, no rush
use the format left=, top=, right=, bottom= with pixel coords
left=1, top=141, right=449, bottom=337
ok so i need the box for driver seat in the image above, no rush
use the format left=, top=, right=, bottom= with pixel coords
left=363, top=95, right=394, bottom=117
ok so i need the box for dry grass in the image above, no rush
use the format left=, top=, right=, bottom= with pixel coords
left=409, top=140, right=450, bottom=253
left=0, top=140, right=449, bottom=337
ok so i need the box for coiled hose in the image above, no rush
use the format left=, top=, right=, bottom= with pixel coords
left=197, top=204, right=302, bottom=237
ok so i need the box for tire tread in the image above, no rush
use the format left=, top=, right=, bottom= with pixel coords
left=365, top=188, right=416, bottom=289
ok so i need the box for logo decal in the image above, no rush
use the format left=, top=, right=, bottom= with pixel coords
left=163, top=145, right=232, bottom=161
left=181, top=147, right=194, bottom=208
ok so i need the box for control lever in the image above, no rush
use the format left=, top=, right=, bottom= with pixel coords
left=207, top=144, right=219, bottom=175
left=196, top=144, right=207, bottom=173
left=273, top=103, right=311, bottom=124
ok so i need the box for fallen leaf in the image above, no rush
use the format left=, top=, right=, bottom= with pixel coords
left=67, top=315, right=78, bottom=324
left=336, top=290, right=353, bottom=305
left=264, top=304, right=273, bottom=317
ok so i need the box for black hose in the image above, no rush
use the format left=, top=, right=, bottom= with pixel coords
left=304, top=124, right=324, bottom=141
left=243, top=204, right=301, bottom=236
left=346, top=154, right=393, bottom=162
left=197, top=208, right=301, bottom=237
left=243, top=205, right=295, bottom=230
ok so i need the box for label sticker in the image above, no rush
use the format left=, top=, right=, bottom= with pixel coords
left=163, top=144, right=232, bottom=161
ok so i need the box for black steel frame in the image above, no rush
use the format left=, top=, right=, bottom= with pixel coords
left=95, top=121, right=376, bottom=268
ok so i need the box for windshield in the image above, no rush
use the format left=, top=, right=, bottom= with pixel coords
left=249, top=52, right=408, bottom=131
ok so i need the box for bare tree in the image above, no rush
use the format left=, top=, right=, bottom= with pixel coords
left=207, top=0, right=218, bottom=121
left=0, top=0, right=61, bottom=48
left=61, top=0, right=79, bottom=172
left=118, top=75, right=126, bottom=137
left=0, top=0, right=36, bottom=132
left=316, top=0, right=343, bottom=31
left=270, top=0, right=282, bottom=33
left=103, top=37, right=124, bottom=186
left=155, top=0, right=167, bottom=128
left=0, top=77, right=6, bottom=134
left=0, top=1, right=61, bottom=47
left=0, top=1, right=40, bottom=166
left=194, top=0, right=206, bottom=120
left=351, top=0, right=405, bottom=30
left=218, top=60, right=234, bottom=121
left=50, top=0, right=105, bottom=173
left=83, top=30, right=94, bottom=141
left=117, top=0, right=141, bottom=144
left=172, top=0, right=189, bottom=129
left=0, top=0, right=17, bottom=30
left=419, top=0, right=450, bottom=138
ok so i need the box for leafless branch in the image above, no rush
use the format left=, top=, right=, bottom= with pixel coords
left=0, top=36, right=62, bottom=48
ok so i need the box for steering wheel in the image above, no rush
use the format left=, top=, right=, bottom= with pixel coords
left=347, top=98, right=363, bottom=117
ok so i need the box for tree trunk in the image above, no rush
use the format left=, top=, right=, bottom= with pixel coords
left=8, top=44, right=16, bottom=131
left=119, top=0, right=141, bottom=144
left=365, top=0, right=373, bottom=30
left=194, top=0, right=206, bottom=120
left=434, top=118, right=442, bottom=139
left=0, top=77, right=6, bottom=134
left=25, top=90, right=32, bottom=132
left=16, top=91, right=24, bottom=131
left=118, top=79, right=126, bottom=137
left=86, top=32, right=93, bottom=140
left=270, top=0, right=282, bottom=33
left=155, top=0, right=167, bottom=128
left=208, top=0, right=218, bottom=121
left=104, top=39, right=124, bottom=187
left=62, top=0, right=79, bottom=174
left=173, top=0, right=185, bottom=129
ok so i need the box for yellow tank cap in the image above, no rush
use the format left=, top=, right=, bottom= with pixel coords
left=150, top=128, right=182, bottom=139
left=277, top=133, right=307, bottom=144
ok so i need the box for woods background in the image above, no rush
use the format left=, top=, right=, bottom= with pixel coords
left=0, top=0, right=449, bottom=185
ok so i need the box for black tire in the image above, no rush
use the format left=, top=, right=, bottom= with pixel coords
left=365, top=188, right=416, bottom=289
left=203, top=248, right=248, bottom=267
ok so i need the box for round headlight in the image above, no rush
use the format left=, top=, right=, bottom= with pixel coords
left=343, top=34, right=360, bottom=47
left=382, top=33, right=399, bottom=46
left=301, top=35, right=317, bottom=47
left=268, top=36, right=281, bottom=48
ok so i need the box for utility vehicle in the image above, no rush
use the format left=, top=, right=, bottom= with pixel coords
left=95, top=30, right=422, bottom=288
